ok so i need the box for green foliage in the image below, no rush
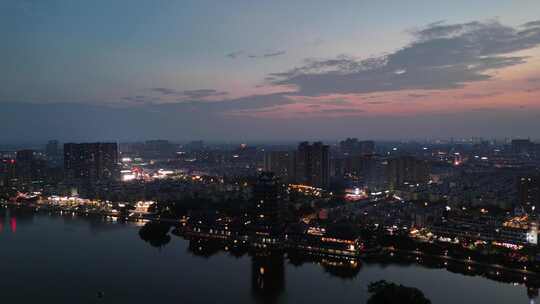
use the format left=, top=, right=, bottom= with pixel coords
left=367, top=280, right=431, bottom=304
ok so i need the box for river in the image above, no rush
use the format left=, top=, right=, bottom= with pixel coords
left=0, top=207, right=535, bottom=303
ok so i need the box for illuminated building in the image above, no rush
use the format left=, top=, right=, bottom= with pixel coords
left=517, top=174, right=540, bottom=213
left=252, top=172, right=285, bottom=224
left=64, top=143, right=119, bottom=183
left=15, top=150, right=34, bottom=181
left=295, top=142, right=330, bottom=189
left=15, top=150, right=46, bottom=183
left=386, top=156, right=430, bottom=189
left=263, top=142, right=330, bottom=189
left=430, top=215, right=539, bottom=247
left=286, top=224, right=362, bottom=257
left=0, top=158, right=16, bottom=187
left=133, top=201, right=156, bottom=215
left=247, top=172, right=287, bottom=250
left=264, top=151, right=295, bottom=183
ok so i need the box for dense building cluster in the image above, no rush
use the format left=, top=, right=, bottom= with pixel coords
left=3, top=137, right=540, bottom=264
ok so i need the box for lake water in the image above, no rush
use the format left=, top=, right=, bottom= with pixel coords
left=0, top=208, right=535, bottom=304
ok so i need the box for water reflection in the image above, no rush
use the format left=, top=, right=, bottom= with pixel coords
left=1, top=208, right=537, bottom=303
left=287, top=250, right=361, bottom=279
left=178, top=235, right=360, bottom=303
left=10, top=217, right=16, bottom=232
left=130, top=219, right=540, bottom=303
left=251, top=251, right=286, bottom=304
left=187, top=238, right=226, bottom=258
left=528, top=286, right=539, bottom=302
left=0, top=207, right=35, bottom=234
left=186, top=238, right=289, bottom=304
left=364, top=251, right=540, bottom=301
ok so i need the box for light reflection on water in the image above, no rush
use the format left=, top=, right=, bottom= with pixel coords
left=0, top=207, right=536, bottom=304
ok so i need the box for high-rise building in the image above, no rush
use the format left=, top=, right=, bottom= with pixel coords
left=143, top=140, right=175, bottom=159
left=339, top=138, right=375, bottom=155
left=517, top=175, right=540, bottom=213
left=342, top=155, right=372, bottom=177
left=46, top=140, right=59, bottom=159
left=15, top=150, right=35, bottom=181
left=45, top=140, right=62, bottom=167
left=340, top=138, right=359, bottom=155
left=15, top=150, right=46, bottom=183
left=295, top=142, right=330, bottom=189
left=0, top=158, right=16, bottom=187
left=358, top=140, right=375, bottom=155
left=64, top=143, right=119, bottom=183
left=264, top=151, right=295, bottom=183
left=252, top=172, right=285, bottom=224
left=386, top=156, right=430, bottom=189
left=512, top=139, right=533, bottom=154
left=187, top=140, right=205, bottom=151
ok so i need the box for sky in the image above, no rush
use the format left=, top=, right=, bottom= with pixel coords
left=1, top=0, right=540, bottom=142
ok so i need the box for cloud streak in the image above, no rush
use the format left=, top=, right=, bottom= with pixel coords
left=227, top=50, right=286, bottom=59
left=129, top=20, right=540, bottom=119
left=226, top=51, right=244, bottom=59
left=268, top=20, right=540, bottom=96
left=146, top=88, right=228, bottom=100
left=319, top=108, right=365, bottom=114
left=459, top=92, right=502, bottom=99
left=149, top=87, right=180, bottom=95
left=182, top=89, right=227, bottom=99
left=261, top=50, right=286, bottom=58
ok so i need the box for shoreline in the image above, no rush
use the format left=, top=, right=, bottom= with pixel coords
left=4, top=202, right=540, bottom=288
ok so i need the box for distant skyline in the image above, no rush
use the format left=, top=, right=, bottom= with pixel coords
left=2, top=0, right=540, bottom=142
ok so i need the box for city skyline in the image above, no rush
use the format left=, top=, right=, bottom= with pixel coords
left=2, top=1, right=540, bottom=142
left=5, top=2, right=540, bottom=303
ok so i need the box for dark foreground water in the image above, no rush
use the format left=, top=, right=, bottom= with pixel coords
left=0, top=208, right=536, bottom=304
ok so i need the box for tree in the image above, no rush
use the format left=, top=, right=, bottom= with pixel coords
left=138, top=221, right=171, bottom=248
left=367, top=280, right=431, bottom=304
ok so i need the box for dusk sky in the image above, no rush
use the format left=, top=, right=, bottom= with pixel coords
left=2, top=0, right=540, bottom=142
